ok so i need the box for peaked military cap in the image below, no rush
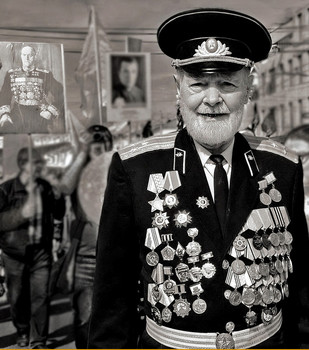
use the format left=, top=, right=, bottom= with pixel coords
left=157, top=8, right=272, bottom=71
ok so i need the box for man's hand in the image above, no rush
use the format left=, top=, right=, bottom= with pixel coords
left=0, top=113, right=13, bottom=127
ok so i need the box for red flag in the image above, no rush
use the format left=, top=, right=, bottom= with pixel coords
left=75, top=6, right=111, bottom=125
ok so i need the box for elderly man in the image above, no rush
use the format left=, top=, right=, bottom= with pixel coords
left=0, top=45, right=64, bottom=134
left=87, top=8, right=309, bottom=349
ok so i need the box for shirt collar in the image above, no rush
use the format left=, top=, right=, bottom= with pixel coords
left=194, top=138, right=235, bottom=167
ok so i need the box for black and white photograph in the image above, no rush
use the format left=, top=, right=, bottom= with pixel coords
left=0, top=1, right=309, bottom=349
left=0, top=42, right=66, bottom=135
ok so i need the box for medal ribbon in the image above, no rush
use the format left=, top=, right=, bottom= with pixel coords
left=145, top=228, right=162, bottom=250
left=161, top=233, right=173, bottom=243
left=163, top=170, right=181, bottom=192
left=147, top=173, right=164, bottom=194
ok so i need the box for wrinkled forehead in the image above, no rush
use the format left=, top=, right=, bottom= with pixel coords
left=21, top=46, right=35, bottom=56
left=178, top=66, right=250, bottom=81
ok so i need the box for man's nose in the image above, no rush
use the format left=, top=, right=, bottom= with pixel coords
left=202, top=87, right=222, bottom=106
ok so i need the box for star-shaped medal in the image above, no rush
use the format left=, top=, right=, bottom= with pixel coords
left=163, top=193, right=179, bottom=209
left=152, top=212, right=169, bottom=230
left=196, top=196, right=210, bottom=209
left=174, top=210, right=192, bottom=228
left=148, top=195, right=164, bottom=212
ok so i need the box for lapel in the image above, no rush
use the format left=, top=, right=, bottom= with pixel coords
left=173, top=129, right=224, bottom=257
left=224, top=133, right=260, bottom=254
left=173, top=130, right=261, bottom=259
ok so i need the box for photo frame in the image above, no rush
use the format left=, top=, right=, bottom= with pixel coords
left=106, top=52, right=151, bottom=122
left=0, top=42, right=67, bottom=134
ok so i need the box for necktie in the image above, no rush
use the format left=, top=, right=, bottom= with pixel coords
left=209, top=154, right=228, bottom=236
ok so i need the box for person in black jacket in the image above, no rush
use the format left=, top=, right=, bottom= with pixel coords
left=0, top=147, right=65, bottom=349
left=88, top=8, right=309, bottom=349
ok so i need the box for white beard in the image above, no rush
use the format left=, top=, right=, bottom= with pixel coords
left=180, top=101, right=244, bottom=149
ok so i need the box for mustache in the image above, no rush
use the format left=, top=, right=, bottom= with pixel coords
left=196, top=104, right=231, bottom=115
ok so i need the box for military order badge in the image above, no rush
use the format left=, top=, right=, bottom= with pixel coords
left=0, top=42, right=66, bottom=134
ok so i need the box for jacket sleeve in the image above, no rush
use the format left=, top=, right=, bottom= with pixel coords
left=87, top=152, right=141, bottom=349
left=282, top=159, right=309, bottom=347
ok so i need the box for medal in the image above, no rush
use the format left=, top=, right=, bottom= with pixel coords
left=229, top=289, right=242, bottom=306
left=222, top=259, right=230, bottom=269
left=262, top=231, right=271, bottom=249
left=231, top=259, right=246, bottom=275
left=147, top=173, right=165, bottom=212
left=174, top=210, right=192, bottom=228
left=287, top=254, right=293, bottom=273
left=284, top=230, right=293, bottom=245
left=188, top=264, right=203, bottom=283
left=201, top=252, right=216, bottom=279
left=264, top=172, right=282, bottom=203
left=253, top=290, right=262, bottom=306
left=233, top=235, right=247, bottom=251
left=262, top=288, right=274, bottom=305
left=161, top=245, right=176, bottom=261
left=273, top=286, right=282, bottom=303
left=261, top=308, right=273, bottom=325
left=148, top=195, right=164, bottom=212
left=175, top=242, right=186, bottom=261
left=151, top=306, right=162, bottom=325
left=189, top=283, right=207, bottom=314
left=173, top=284, right=191, bottom=318
left=175, top=262, right=190, bottom=282
left=245, top=309, right=257, bottom=327
left=269, top=232, right=280, bottom=247
left=152, top=285, right=162, bottom=303
left=163, top=266, right=176, bottom=296
left=146, top=251, right=159, bottom=266
left=224, top=289, right=232, bottom=300
left=152, top=212, right=169, bottom=230
left=216, top=322, right=235, bottom=349
left=247, top=263, right=262, bottom=280
left=242, top=288, right=256, bottom=307
left=196, top=196, right=210, bottom=209
left=258, top=179, right=271, bottom=206
left=163, top=170, right=181, bottom=192
left=186, top=228, right=201, bottom=257
left=145, top=228, right=162, bottom=266
left=162, top=307, right=172, bottom=323
left=253, top=233, right=263, bottom=250
left=259, top=262, right=270, bottom=277
left=163, top=193, right=179, bottom=209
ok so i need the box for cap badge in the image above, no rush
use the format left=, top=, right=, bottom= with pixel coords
left=194, top=38, right=232, bottom=57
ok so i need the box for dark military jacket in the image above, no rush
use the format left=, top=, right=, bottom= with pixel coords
left=88, top=129, right=309, bottom=348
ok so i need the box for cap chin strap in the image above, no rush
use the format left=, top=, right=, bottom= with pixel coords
left=172, top=56, right=254, bottom=68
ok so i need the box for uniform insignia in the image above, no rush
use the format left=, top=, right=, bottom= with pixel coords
left=196, top=196, right=210, bottom=209
left=194, top=38, right=232, bottom=57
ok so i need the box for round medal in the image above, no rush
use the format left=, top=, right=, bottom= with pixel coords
left=262, top=232, right=271, bottom=249
left=253, top=290, right=262, bottom=306
left=163, top=279, right=176, bottom=296
left=233, top=235, right=247, bottom=251
left=260, top=192, right=272, bottom=206
left=229, top=290, right=242, bottom=306
left=231, top=259, right=246, bottom=275
left=284, top=230, right=293, bottom=245
left=225, top=321, right=235, bottom=333
left=202, top=262, right=216, bottom=279
left=222, top=259, right=230, bottom=270
left=192, top=298, right=207, bottom=314
left=273, top=287, right=282, bottom=303
left=174, top=211, right=192, bottom=228
left=187, top=227, right=199, bottom=238
left=253, top=234, right=263, bottom=250
left=186, top=241, right=202, bottom=257
left=284, top=284, right=289, bottom=297
left=173, top=298, right=191, bottom=318
left=146, top=251, right=159, bottom=266
left=189, top=266, right=203, bottom=282
left=247, top=263, right=262, bottom=280
left=161, top=307, right=172, bottom=323
left=151, top=306, right=162, bottom=325
left=242, top=289, right=256, bottom=306
left=269, top=232, right=280, bottom=247
left=262, top=288, right=274, bottom=305
left=269, top=261, right=277, bottom=276
left=216, top=333, right=235, bottom=349
left=224, top=289, right=232, bottom=300
left=259, top=262, right=270, bottom=277
left=261, top=308, right=273, bottom=325
left=277, top=232, right=285, bottom=245
left=269, top=188, right=282, bottom=202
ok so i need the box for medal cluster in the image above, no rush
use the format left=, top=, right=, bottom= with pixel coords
left=224, top=170, right=293, bottom=328
left=145, top=171, right=215, bottom=325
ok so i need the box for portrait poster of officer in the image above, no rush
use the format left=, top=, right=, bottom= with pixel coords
left=0, top=42, right=66, bottom=134
left=106, top=52, right=151, bottom=122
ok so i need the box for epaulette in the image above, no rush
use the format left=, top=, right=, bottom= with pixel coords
left=119, top=132, right=177, bottom=161
left=244, top=134, right=299, bottom=164
left=36, top=68, right=49, bottom=73
left=8, top=68, right=21, bottom=73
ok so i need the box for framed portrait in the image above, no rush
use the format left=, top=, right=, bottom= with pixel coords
left=0, top=42, right=67, bottom=135
left=106, top=52, right=151, bottom=122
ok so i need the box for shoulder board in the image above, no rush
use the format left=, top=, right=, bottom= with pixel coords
left=36, top=68, right=49, bottom=73
left=244, top=134, right=299, bottom=164
left=119, top=132, right=177, bottom=161
left=8, top=68, right=21, bottom=73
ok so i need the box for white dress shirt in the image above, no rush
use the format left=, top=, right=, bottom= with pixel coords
left=194, top=139, right=235, bottom=201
